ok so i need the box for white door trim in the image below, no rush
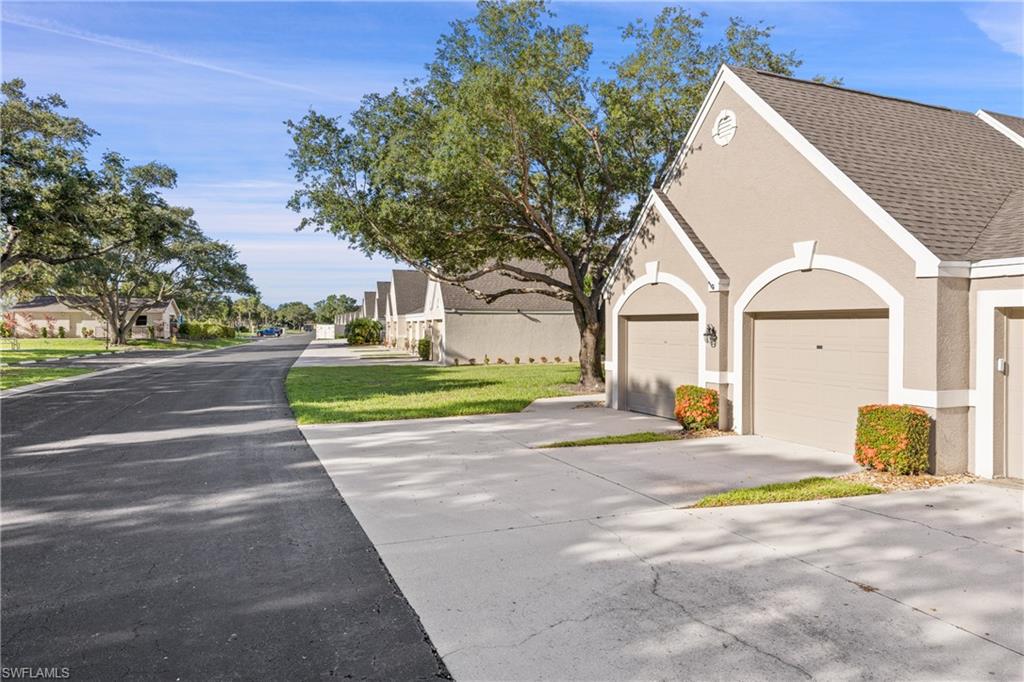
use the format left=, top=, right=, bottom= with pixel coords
left=609, top=269, right=707, bottom=409
left=973, top=289, right=1024, bottom=478
left=732, top=253, right=905, bottom=434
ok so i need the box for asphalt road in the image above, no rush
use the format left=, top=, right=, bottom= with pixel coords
left=1, top=334, right=448, bottom=680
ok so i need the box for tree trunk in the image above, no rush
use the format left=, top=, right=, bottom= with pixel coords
left=572, top=301, right=604, bottom=391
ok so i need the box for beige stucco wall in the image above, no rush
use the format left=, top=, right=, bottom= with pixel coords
left=13, top=306, right=175, bottom=339
left=604, top=80, right=983, bottom=473
left=441, top=312, right=579, bottom=365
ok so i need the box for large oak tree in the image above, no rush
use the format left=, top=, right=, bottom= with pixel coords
left=288, top=1, right=804, bottom=388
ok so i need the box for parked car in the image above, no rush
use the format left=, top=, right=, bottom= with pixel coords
left=258, top=327, right=282, bottom=337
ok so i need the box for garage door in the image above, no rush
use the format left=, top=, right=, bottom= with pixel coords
left=753, top=315, right=888, bottom=453
left=625, top=316, right=698, bottom=418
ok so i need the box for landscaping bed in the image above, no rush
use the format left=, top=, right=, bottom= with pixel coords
left=835, top=469, right=976, bottom=492
left=539, top=428, right=729, bottom=448
left=286, top=363, right=579, bottom=424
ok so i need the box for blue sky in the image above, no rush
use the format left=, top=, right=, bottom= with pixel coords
left=3, top=2, right=1022, bottom=306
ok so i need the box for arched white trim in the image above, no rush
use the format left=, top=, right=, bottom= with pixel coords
left=608, top=271, right=708, bottom=410
left=731, top=254, right=905, bottom=433
left=973, top=289, right=1024, bottom=478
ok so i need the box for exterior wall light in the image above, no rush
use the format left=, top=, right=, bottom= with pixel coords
left=703, top=324, right=718, bottom=348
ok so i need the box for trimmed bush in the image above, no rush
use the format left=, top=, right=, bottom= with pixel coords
left=854, top=404, right=930, bottom=475
left=344, top=318, right=383, bottom=345
left=674, top=385, right=719, bottom=431
left=58, top=326, right=66, bottom=338
left=417, top=337, right=431, bottom=361
left=179, top=320, right=235, bottom=339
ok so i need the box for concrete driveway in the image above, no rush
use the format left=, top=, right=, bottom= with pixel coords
left=301, top=397, right=1024, bottom=680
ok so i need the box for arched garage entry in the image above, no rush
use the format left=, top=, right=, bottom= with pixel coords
left=740, top=267, right=891, bottom=454
left=613, top=272, right=705, bottom=418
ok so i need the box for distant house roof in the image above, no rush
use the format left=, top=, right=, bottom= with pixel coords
left=437, top=261, right=572, bottom=312
left=391, top=269, right=429, bottom=315
left=375, top=281, right=390, bottom=319
left=12, top=296, right=177, bottom=311
left=731, top=67, right=1024, bottom=261
left=362, top=291, right=377, bottom=318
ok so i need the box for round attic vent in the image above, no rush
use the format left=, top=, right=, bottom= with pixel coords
left=712, top=109, right=737, bottom=146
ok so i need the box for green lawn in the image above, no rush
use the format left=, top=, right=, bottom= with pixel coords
left=539, top=431, right=685, bottom=448
left=0, top=336, right=250, bottom=364
left=287, top=363, right=579, bottom=424
left=691, top=477, right=882, bottom=508
left=0, top=366, right=93, bottom=390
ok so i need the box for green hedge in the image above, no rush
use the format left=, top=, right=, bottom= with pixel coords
left=417, top=337, right=431, bottom=361
left=345, top=318, right=383, bottom=345
left=674, top=385, right=718, bottom=431
left=179, top=320, right=236, bottom=339
left=854, top=404, right=931, bottom=475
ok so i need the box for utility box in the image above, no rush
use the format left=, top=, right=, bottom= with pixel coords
left=315, top=324, right=339, bottom=340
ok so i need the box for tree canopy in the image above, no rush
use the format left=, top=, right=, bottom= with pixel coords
left=288, top=0, right=809, bottom=386
left=313, top=293, right=359, bottom=323
left=276, top=301, right=314, bottom=328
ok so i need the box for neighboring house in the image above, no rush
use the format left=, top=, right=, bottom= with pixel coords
left=9, top=296, right=181, bottom=339
left=421, top=265, right=579, bottom=365
left=361, top=291, right=377, bottom=321
left=375, top=281, right=390, bottom=324
left=603, top=65, right=1023, bottom=479
left=385, top=269, right=429, bottom=350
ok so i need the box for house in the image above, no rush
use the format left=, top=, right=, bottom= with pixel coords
left=9, top=296, right=181, bottom=339
left=375, top=281, right=390, bottom=324
left=384, top=269, right=429, bottom=350
left=421, top=266, right=579, bottom=365
left=603, top=65, right=1023, bottom=479
left=360, top=291, right=378, bottom=322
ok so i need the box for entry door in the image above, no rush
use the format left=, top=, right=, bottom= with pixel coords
left=1002, top=309, right=1023, bottom=479
left=753, top=315, right=888, bottom=453
left=625, top=316, right=698, bottom=418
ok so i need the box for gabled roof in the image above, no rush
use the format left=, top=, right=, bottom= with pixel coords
left=391, top=269, right=429, bottom=315
left=362, top=291, right=377, bottom=318
left=375, top=281, right=390, bottom=319
left=437, top=260, right=572, bottom=312
left=12, top=295, right=176, bottom=311
left=731, top=67, right=1024, bottom=261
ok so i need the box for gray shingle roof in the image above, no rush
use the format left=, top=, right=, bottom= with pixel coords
left=982, top=110, right=1024, bottom=138
left=375, top=281, right=390, bottom=319
left=732, top=67, right=1024, bottom=261
left=391, top=270, right=428, bottom=315
left=438, top=261, right=572, bottom=312
left=362, top=291, right=377, bottom=318
left=653, top=188, right=728, bottom=279
left=13, top=296, right=174, bottom=310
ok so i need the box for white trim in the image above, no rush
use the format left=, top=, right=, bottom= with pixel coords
left=679, top=67, right=942, bottom=278
left=608, top=272, right=709, bottom=410
left=732, top=254, right=906, bottom=434
left=964, top=258, right=1024, bottom=280
left=900, top=389, right=975, bottom=409
left=650, top=192, right=728, bottom=291
left=976, top=110, right=1024, bottom=148
left=603, top=190, right=728, bottom=296
left=704, top=371, right=734, bottom=385
left=973, top=289, right=1024, bottom=478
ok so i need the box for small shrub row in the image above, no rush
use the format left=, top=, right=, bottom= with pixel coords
left=854, top=404, right=930, bottom=475
left=179, top=320, right=236, bottom=339
left=674, top=385, right=719, bottom=431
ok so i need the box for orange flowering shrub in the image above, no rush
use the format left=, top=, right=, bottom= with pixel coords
left=854, top=404, right=931, bottom=475
left=674, top=385, right=718, bottom=431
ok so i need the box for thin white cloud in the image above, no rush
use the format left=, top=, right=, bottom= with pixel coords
left=965, top=3, right=1024, bottom=57
left=2, top=13, right=349, bottom=100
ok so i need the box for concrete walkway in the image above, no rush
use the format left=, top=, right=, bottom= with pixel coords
left=302, top=397, right=1024, bottom=680
left=294, top=339, right=421, bottom=367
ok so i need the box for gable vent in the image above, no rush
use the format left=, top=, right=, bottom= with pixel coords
left=712, top=109, right=737, bottom=146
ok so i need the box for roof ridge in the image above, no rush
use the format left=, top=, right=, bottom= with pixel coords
left=730, top=65, right=959, bottom=114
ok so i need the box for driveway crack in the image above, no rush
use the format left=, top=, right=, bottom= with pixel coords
left=586, top=519, right=814, bottom=680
